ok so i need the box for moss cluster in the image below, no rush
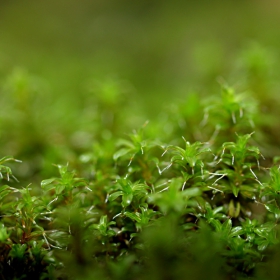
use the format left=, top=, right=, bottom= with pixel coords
left=1, top=44, right=280, bottom=279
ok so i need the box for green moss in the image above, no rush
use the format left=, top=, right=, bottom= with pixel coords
left=2, top=43, right=280, bottom=279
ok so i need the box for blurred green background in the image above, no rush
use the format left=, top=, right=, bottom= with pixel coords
left=1, top=0, right=280, bottom=183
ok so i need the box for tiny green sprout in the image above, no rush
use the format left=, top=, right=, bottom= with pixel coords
left=124, top=207, right=158, bottom=231
left=93, top=215, right=116, bottom=237
left=238, top=218, right=278, bottom=251
left=209, top=132, right=264, bottom=200
left=202, top=85, right=257, bottom=141
left=0, top=223, right=10, bottom=242
left=261, top=166, right=280, bottom=218
left=148, top=177, right=202, bottom=214
left=168, top=138, right=211, bottom=175
left=0, top=156, right=21, bottom=182
left=197, top=201, right=227, bottom=228
left=217, top=132, right=262, bottom=166
left=109, top=178, right=149, bottom=208
left=220, top=85, right=244, bottom=122
left=9, top=244, right=27, bottom=260
left=0, top=184, right=13, bottom=200
left=113, top=121, right=149, bottom=165
left=267, top=165, right=280, bottom=194
left=41, top=164, right=88, bottom=202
